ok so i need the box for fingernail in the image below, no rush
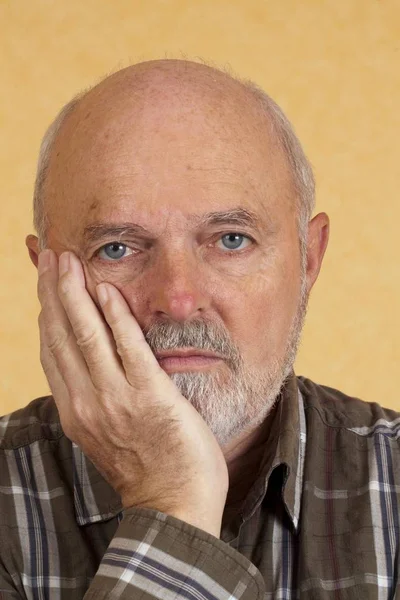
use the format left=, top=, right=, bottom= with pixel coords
left=38, top=250, right=51, bottom=276
left=59, top=252, right=70, bottom=277
left=97, top=283, right=109, bottom=307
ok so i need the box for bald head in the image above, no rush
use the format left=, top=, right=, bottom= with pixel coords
left=33, top=59, right=315, bottom=251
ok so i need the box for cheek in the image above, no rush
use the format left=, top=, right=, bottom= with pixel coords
left=82, top=261, right=152, bottom=322
left=82, top=259, right=140, bottom=297
left=80, top=262, right=127, bottom=312
left=233, top=262, right=301, bottom=362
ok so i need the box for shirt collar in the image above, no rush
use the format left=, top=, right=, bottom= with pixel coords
left=72, top=372, right=306, bottom=529
left=240, top=372, right=306, bottom=531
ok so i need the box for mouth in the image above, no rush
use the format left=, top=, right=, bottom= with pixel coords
left=155, top=349, right=224, bottom=373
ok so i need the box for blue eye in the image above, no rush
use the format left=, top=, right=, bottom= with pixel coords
left=218, top=234, right=252, bottom=251
left=98, top=242, right=131, bottom=261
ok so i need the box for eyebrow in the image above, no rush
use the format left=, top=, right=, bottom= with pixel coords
left=198, top=208, right=264, bottom=230
left=82, top=207, right=266, bottom=244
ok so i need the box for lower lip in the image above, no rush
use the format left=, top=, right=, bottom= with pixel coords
left=157, top=356, right=222, bottom=372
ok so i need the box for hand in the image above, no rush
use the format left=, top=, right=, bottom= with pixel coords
left=37, top=249, right=229, bottom=537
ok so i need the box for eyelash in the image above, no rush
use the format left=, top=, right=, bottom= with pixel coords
left=95, top=232, right=255, bottom=262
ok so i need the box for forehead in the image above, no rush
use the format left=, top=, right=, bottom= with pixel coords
left=45, top=75, right=295, bottom=238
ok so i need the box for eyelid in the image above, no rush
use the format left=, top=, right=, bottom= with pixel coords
left=95, top=241, right=137, bottom=261
left=212, top=231, right=255, bottom=242
left=94, top=239, right=141, bottom=251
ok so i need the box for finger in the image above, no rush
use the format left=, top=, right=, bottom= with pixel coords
left=38, top=315, right=71, bottom=421
left=39, top=318, right=95, bottom=443
left=96, top=281, right=162, bottom=387
left=37, top=249, right=91, bottom=394
left=39, top=313, right=69, bottom=397
left=57, top=251, right=125, bottom=383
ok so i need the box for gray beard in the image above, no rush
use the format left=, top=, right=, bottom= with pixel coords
left=145, top=276, right=308, bottom=447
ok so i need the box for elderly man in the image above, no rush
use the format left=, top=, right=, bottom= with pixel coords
left=0, top=59, right=398, bottom=599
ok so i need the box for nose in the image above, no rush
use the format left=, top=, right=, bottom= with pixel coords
left=145, top=250, right=210, bottom=322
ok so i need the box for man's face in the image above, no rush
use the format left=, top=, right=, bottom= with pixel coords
left=41, top=70, right=307, bottom=446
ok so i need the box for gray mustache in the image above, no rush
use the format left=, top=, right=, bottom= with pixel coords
left=144, top=319, right=240, bottom=368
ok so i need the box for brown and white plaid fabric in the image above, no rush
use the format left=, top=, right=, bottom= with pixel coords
left=1, top=373, right=400, bottom=599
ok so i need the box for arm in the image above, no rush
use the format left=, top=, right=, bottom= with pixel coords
left=0, top=507, right=264, bottom=600
left=84, top=507, right=264, bottom=600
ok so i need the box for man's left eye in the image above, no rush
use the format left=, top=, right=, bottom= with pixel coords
left=97, top=243, right=133, bottom=261
left=216, top=234, right=252, bottom=251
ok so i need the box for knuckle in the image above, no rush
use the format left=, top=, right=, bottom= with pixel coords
left=47, top=327, right=72, bottom=355
left=107, top=311, right=125, bottom=329
left=68, top=399, right=96, bottom=437
left=60, top=418, right=75, bottom=442
left=71, top=397, right=91, bottom=423
left=75, top=327, right=99, bottom=352
left=57, top=276, right=71, bottom=297
left=114, top=331, right=133, bottom=357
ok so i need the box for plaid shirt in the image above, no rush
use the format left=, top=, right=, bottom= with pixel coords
left=1, top=372, right=400, bottom=599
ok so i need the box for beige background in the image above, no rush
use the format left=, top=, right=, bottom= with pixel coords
left=0, top=0, right=399, bottom=415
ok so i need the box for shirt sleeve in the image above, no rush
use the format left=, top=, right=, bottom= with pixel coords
left=83, top=506, right=265, bottom=600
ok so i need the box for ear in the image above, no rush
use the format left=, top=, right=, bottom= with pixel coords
left=305, top=212, right=330, bottom=294
left=25, top=234, right=40, bottom=269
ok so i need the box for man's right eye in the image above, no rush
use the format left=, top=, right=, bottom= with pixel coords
left=97, top=242, right=133, bottom=261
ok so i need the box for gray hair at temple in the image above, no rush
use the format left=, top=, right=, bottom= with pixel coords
left=32, top=75, right=316, bottom=267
